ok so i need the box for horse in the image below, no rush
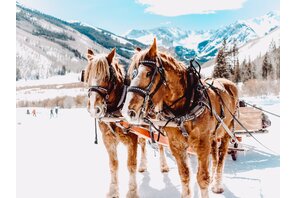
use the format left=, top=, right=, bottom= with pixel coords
left=83, top=48, right=169, bottom=198
left=122, top=38, right=239, bottom=198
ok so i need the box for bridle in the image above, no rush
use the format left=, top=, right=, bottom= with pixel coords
left=127, top=56, right=167, bottom=117
left=127, top=57, right=212, bottom=138
left=82, top=63, right=127, bottom=117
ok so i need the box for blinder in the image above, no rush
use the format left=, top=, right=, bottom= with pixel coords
left=88, top=86, right=109, bottom=100
left=84, top=63, right=118, bottom=115
left=127, top=57, right=166, bottom=116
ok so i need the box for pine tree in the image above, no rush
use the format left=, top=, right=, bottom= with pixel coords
left=233, top=58, right=241, bottom=83
left=213, top=48, right=230, bottom=79
left=262, top=53, right=273, bottom=79
left=16, top=68, right=21, bottom=81
left=247, top=59, right=254, bottom=79
left=276, top=47, right=280, bottom=79
left=252, top=62, right=257, bottom=79
left=241, top=59, right=252, bottom=82
left=58, top=65, right=66, bottom=75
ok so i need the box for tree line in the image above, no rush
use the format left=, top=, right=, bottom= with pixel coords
left=212, top=39, right=280, bottom=83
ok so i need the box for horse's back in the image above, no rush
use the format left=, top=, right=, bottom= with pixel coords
left=205, top=78, right=238, bottom=111
left=216, top=78, right=238, bottom=100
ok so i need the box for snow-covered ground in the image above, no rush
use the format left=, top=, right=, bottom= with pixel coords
left=16, top=99, right=279, bottom=198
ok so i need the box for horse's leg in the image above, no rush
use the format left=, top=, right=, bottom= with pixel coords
left=167, top=129, right=191, bottom=198
left=159, top=144, right=170, bottom=173
left=126, top=135, right=139, bottom=198
left=195, top=134, right=211, bottom=198
left=101, top=129, right=119, bottom=198
left=211, top=133, right=230, bottom=194
left=210, top=139, right=218, bottom=182
left=138, top=138, right=147, bottom=173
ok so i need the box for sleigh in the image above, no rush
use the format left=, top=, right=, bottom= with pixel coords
left=100, top=101, right=271, bottom=161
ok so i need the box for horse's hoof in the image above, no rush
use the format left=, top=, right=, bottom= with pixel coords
left=211, top=186, right=224, bottom=194
left=138, top=167, right=147, bottom=173
left=106, top=193, right=119, bottom=198
left=161, top=166, right=169, bottom=173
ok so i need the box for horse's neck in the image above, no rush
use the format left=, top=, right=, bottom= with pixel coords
left=108, top=77, right=125, bottom=108
left=164, top=69, right=187, bottom=108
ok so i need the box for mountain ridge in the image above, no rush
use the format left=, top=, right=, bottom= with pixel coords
left=126, top=11, right=279, bottom=63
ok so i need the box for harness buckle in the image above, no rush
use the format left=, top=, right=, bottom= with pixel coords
left=179, top=123, right=189, bottom=138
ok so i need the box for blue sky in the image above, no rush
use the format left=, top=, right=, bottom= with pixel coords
left=17, top=0, right=279, bottom=35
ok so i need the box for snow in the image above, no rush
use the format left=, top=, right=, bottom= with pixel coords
left=240, top=11, right=279, bottom=37
left=176, top=32, right=211, bottom=51
left=35, top=19, right=65, bottom=33
left=238, top=28, right=280, bottom=63
left=68, top=21, right=102, bottom=32
left=201, top=27, right=280, bottom=77
left=110, top=35, right=131, bottom=45
left=16, top=87, right=86, bottom=101
left=133, top=34, right=156, bottom=46
left=17, top=99, right=279, bottom=198
left=201, top=64, right=215, bottom=77
left=16, top=73, right=81, bottom=87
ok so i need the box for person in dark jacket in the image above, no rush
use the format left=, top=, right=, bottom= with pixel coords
left=55, top=107, right=58, bottom=117
left=50, top=109, right=54, bottom=119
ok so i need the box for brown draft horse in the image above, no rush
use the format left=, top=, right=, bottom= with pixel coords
left=83, top=48, right=169, bottom=198
left=122, top=39, right=239, bottom=198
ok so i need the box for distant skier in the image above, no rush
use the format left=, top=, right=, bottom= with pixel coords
left=26, top=109, right=30, bottom=115
left=32, top=109, right=36, bottom=117
left=50, top=109, right=54, bottom=119
left=55, top=107, right=58, bottom=117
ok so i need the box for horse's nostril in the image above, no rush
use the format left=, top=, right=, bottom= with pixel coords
left=128, top=110, right=136, bottom=118
left=96, top=107, right=101, bottom=114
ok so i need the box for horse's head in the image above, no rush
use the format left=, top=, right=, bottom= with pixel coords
left=83, top=48, right=122, bottom=118
left=122, top=38, right=168, bottom=123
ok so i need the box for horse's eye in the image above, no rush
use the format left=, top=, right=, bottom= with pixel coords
left=146, top=72, right=152, bottom=77
left=132, top=69, right=138, bottom=79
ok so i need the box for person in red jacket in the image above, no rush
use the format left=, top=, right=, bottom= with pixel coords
left=32, top=109, right=36, bottom=117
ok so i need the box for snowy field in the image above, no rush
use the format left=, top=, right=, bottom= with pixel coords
left=16, top=100, right=279, bottom=198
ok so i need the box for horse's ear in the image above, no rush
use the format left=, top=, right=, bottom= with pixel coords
left=87, top=49, right=94, bottom=62
left=135, top=47, right=142, bottom=52
left=148, top=37, right=157, bottom=57
left=106, top=48, right=116, bottom=65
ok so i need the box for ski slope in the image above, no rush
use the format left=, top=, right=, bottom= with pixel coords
left=16, top=98, right=279, bottom=198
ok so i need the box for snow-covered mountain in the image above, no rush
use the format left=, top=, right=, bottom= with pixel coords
left=201, top=27, right=280, bottom=77
left=16, top=2, right=145, bottom=80
left=125, top=11, right=279, bottom=63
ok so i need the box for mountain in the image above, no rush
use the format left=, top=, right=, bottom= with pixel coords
left=125, top=11, right=279, bottom=63
left=201, top=27, right=280, bottom=77
left=16, top=2, right=145, bottom=80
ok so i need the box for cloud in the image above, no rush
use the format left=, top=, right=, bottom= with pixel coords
left=136, top=0, right=246, bottom=16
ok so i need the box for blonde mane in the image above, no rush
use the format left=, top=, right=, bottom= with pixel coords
left=84, top=54, right=125, bottom=84
left=128, top=49, right=186, bottom=78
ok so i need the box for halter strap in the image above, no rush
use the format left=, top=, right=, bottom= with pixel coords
left=87, top=64, right=126, bottom=115
left=127, top=56, right=166, bottom=117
